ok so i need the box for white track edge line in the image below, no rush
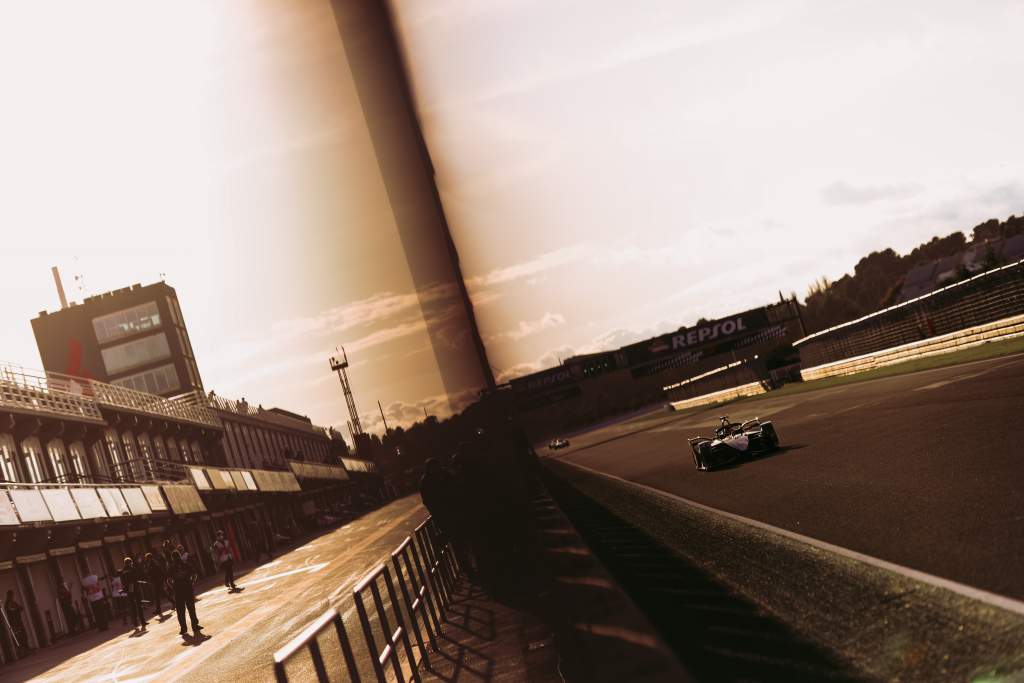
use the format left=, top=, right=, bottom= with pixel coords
left=559, top=460, right=1024, bottom=618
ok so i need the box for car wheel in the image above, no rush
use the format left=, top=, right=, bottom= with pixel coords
left=697, top=443, right=712, bottom=470
left=762, top=424, right=779, bottom=450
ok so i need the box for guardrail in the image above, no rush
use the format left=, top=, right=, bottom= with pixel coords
left=273, top=609, right=362, bottom=683
left=354, top=563, right=421, bottom=683
left=667, top=380, right=768, bottom=412
left=273, top=515, right=460, bottom=683
left=800, top=313, right=1024, bottom=381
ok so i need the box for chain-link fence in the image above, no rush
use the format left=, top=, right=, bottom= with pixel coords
left=795, top=258, right=1024, bottom=368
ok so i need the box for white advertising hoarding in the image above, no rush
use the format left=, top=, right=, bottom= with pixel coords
left=141, top=485, right=168, bottom=512
left=121, top=488, right=152, bottom=516
left=0, top=491, right=20, bottom=525
left=70, top=488, right=108, bottom=519
left=9, top=489, right=52, bottom=522
left=97, top=488, right=131, bottom=517
left=41, top=488, right=81, bottom=522
left=190, top=467, right=211, bottom=490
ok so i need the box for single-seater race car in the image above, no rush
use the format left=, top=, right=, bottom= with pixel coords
left=548, top=438, right=570, bottom=450
left=688, top=416, right=779, bottom=471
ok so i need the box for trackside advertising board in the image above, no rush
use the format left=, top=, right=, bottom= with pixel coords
left=623, top=308, right=771, bottom=366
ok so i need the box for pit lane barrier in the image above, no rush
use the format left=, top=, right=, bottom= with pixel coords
left=273, top=515, right=460, bottom=683
left=798, top=312, right=1024, bottom=381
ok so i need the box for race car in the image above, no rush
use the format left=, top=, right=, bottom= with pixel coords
left=687, top=416, right=779, bottom=471
left=548, top=438, right=570, bottom=450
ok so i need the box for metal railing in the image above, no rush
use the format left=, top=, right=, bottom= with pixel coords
left=0, top=363, right=220, bottom=428
left=354, top=563, right=421, bottom=683
left=205, top=393, right=331, bottom=437
left=391, top=537, right=438, bottom=661
left=272, top=515, right=461, bottom=683
left=273, top=608, right=361, bottom=683
left=0, top=363, right=104, bottom=423
left=795, top=257, right=1024, bottom=367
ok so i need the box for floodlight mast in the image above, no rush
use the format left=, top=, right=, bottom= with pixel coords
left=329, top=346, right=363, bottom=437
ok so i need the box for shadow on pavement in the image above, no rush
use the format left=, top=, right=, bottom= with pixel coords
left=181, top=633, right=212, bottom=647
left=420, top=580, right=560, bottom=683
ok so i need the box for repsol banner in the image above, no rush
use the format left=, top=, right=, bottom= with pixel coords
left=625, top=308, right=770, bottom=366
left=510, top=365, right=577, bottom=394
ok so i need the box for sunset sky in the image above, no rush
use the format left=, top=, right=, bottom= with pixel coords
left=1, top=0, right=1022, bottom=435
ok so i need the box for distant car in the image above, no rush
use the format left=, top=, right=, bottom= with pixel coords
left=548, top=438, right=570, bottom=450
left=687, top=416, right=779, bottom=471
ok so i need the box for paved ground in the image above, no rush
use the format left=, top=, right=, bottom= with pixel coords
left=546, top=352, right=1024, bottom=601
left=6, top=496, right=429, bottom=683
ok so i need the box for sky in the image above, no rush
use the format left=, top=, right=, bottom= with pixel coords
left=1, top=1, right=1023, bottom=434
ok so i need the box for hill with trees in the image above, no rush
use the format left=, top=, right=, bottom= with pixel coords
left=800, top=214, right=1024, bottom=333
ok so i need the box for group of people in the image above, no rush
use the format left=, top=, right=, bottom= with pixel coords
left=94, top=539, right=206, bottom=638
left=419, top=428, right=536, bottom=596
left=1, top=528, right=247, bottom=657
left=113, top=532, right=242, bottom=637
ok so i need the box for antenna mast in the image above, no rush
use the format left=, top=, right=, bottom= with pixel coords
left=329, top=346, right=363, bottom=437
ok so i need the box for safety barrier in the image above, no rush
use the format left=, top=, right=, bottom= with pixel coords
left=273, top=608, right=361, bottom=683
left=272, top=515, right=461, bottom=683
left=392, top=537, right=439, bottom=653
left=354, top=563, right=420, bottom=682
left=667, top=380, right=768, bottom=411
left=800, top=313, right=1024, bottom=381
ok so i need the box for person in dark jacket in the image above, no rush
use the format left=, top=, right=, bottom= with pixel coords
left=144, top=552, right=167, bottom=617
left=121, top=558, right=146, bottom=631
left=4, top=589, right=29, bottom=655
left=161, top=539, right=175, bottom=567
left=167, top=550, right=202, bottom=637
left=57, top=578, right=80, bottom=634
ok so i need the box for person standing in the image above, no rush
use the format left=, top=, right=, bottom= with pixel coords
left=161, top=539, right=175, bottom=566
left=81, top=573, right=108, bottom=632
left=56, top=578, right=80, bottom=635
left=167, top=550, right=202, bottom=637
left=3, top=589, right=30, bottom=655
left=144, top=552, right=167, bottom=617
left=121, top=558, right=146, bottom=631
left=110, top=573, right=128, bottom=625
left=213, top=531, right=237, bottom=591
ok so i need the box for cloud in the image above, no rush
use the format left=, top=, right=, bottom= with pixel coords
left=582, top=321, right=677, bottom=352
left=353, top=387, right=481, bottom=434
left=465, top=242, right=697, bottom=303
left=466, top=246, right=587, bottom=292
left=492, top=319, right=679, bottom=383
left=271, top=284, right=457, bottom=339
left=416, top=1, right=795, bottom=117
left=495, top=344, right=575, bottom=383
left=821, top=181, right=924, bottom=206
left=487, top=311, right=566, bottom=343
left=979, top=182, right=1024, bottom=206
left=346, top=318, right=429, bottom=353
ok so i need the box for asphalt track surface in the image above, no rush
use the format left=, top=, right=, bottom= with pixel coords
left=546, top=352, right=1024, bottom=602
left=6, top=496, right=428, bottom=683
